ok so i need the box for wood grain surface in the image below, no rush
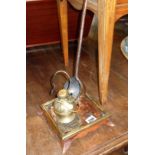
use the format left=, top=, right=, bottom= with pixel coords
left=26, top=27, right=128, bottom=154
left=97, top=0, right=116, bottom=105
left=67, top=0, right=128, bottom=19
left=56, top=0, right=69, bottom=67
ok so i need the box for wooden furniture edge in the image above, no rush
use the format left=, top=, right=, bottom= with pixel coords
left=26, top=39, right=77, bottom=48
left=84, top=132, right=128, bottom=155
left=68, top=0, right=128, bottom=22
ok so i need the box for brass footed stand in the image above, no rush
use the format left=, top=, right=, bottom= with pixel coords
left=41, top=93, right=111, bottom=153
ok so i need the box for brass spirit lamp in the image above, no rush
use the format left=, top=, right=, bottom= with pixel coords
left=53, top=89, right=77, bottom=124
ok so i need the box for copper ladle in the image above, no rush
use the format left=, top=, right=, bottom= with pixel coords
left=50, top=0, right=88, bottom=99
left=64, top=0, right=88, bottom=99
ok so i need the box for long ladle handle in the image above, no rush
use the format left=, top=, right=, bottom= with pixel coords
left=75, top=0, right=88, bottom=78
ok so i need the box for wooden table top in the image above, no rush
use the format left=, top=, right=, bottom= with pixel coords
left=26, top=30, right=128, bottom=155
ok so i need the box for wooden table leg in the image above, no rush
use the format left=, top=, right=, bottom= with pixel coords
left=98, top=0, right=116, bottom=105
left=56, top=0, right=69, bottom=67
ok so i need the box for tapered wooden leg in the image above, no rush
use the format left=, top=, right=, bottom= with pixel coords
left=98, top=0, right=116, bottom=105
left=56, top=0, right=69, bottom=67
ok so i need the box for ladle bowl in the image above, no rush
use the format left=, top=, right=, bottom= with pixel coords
left=64, top=77, right=81, bottom=99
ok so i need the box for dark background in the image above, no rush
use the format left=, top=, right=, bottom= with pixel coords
left=26, top=0, right=93, bottom=47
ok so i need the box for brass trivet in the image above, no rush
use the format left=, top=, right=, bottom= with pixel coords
left=41, top=94, right=110, bottom=141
